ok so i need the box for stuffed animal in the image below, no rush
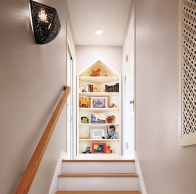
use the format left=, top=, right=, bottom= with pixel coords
left=90, top=68, right=101, bottom=77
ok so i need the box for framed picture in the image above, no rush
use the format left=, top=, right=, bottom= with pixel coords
left=92, top=142, right=106, bottom=153
left=91, top=113, right=105, bottom=123
left=91, top=97, right=107, bottom=108
left=90, top=126, right=107, bottom=139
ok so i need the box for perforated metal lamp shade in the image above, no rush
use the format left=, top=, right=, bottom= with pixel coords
left=29, top=0, right=61, bottom=44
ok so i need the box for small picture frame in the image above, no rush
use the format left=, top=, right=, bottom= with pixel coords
left=90, top=127, right=107, bottom=139
left=91, top=97, right=107, bottom=108
left=92, top=142, right=106, bottom=153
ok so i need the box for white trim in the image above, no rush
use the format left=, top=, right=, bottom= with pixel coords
left=134, top=151, right=147, bottom=194
left=48, top=151, right=68, bottom=194
left=66, top=20, right=77, bottom=158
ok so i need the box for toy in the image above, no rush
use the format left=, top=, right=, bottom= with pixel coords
left=80, top=97, right=90, bottom=108
left=109, top=103, right=117, bottom=108
left=107, top=115, right=115, bottom=123
left=82, top=146, right=91, bottom=154
left=102, top=70, right=107, bottom=77
left=93, top=87, right=98, bottom=92
left=106, top=146, right=112, bottom=153
left=90, top=68, right=101, bottom=77
left=81, top=116, right=89, bottom=123
left=80, top=129, right=91, bottom=139
left=107, top=125, right=117, bottom=139
left=81, top=86, right=85, bottom=92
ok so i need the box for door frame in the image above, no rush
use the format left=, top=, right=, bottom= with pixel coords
left=123, top=4, right=136, bottom=156
left=66, top=20, right=76, bottom=159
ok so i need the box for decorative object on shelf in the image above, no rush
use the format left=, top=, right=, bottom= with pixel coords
left=29, top=0, right=61, bottom=44
left=81, top=86, right=85, bottom=92
left=92, top=142, right=106, bottom=153
left=86, top=84, right=93, bottom=92
left=106, top=146, right=112, bottom=154
left=81, top=116, right=89, bottom=123
left=115, top=83, right=119, bottom=92
left=101, top=89, right=106, bottom=92
left=109, top=103, right=117, bottom=108
left=102, top=70, right=107, bottom=77
left=107, top=115, right=115, bottom=123
left=107, top=125, right=117, bottom=139
left=80, top=97, right=90, bottom=108
left=93, top=87, right=98, bottom=92
left=105, top=83, right=119, bottom=92
left=82, top=146, right=91, bottom=154
left=91, top=113, right=105, bottom=123
left=91, top=97, right=107, bottom=108
left=80, top=129, right=91, bottom=139
left=90, top=68, right=101, bottom=77
left=90, top=127, right=107, bottom=139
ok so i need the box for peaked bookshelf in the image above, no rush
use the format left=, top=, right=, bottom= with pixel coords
left=76, top=60, right=121, bottom=159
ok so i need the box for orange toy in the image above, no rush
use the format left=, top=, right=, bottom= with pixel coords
left=80, top=97, right=90, bottom=108
left=90, top=68, right=101, bottom=77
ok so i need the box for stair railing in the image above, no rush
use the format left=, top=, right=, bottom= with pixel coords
left=14, top=86, right=70, bottom=194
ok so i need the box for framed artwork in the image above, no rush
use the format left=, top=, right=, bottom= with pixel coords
left=92, top=142, right=106, bottom=153
left=91, top=113, right=105, bottom=123
left=91, top=97, right=107, bottom=108
left=90, top=127, right=107, bottom=139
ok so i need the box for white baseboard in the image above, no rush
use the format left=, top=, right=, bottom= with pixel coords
left=134, top=151, right=147, bottom=194
left=48, top=151, right=69, bottom=194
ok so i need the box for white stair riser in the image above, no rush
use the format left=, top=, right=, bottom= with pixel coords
left=62, top=162, right=135, bottom=173
left=58, top=177, right=139, bottom=191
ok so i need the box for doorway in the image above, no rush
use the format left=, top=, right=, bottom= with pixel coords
left=124, top=5, right=136, bottom=158
left=66, top=46, right=73, bottom=159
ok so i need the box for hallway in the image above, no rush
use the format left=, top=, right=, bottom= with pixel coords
left=1, top=0, right=196, bottom=194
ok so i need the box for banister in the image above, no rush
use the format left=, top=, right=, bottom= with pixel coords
left=14, top=86, right=70, bottom=194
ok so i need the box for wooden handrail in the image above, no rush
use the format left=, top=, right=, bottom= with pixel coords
left=15, top=86, right=70, bottom=194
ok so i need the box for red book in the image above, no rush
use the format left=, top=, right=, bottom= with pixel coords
left=92, top=142, right=106, bottom=153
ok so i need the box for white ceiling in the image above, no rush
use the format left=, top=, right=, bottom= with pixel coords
left=66, top=0, right=131, bottom=46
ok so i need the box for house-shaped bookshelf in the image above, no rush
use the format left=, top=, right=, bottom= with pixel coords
left=76, top=59, right=122, bottom=159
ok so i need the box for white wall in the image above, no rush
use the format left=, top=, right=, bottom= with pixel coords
left=0, top=0, right=73, bottom=193
left=76, top=46, right=122, bottom=75
left=123, top=0, right=196, bottom=193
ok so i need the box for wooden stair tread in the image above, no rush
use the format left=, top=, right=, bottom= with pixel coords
left=58, top=173, right=138, bottom=177
left=62, top=160, right=135, bottom=162
left=56, top=192, right=140, bottom=193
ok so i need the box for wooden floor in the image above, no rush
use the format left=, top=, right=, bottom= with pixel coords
left=62, top=160, right=135, bottom=162
left=58, top=173, right=138, bottom=177
left=56, top=192, right=141, bottom=194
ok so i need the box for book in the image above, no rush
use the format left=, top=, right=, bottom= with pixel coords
left=92, top=142, right=106, bottom=153
left=91, top=113, right=105, bottom=123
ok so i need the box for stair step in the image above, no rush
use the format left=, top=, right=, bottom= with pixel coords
left=62, top=160, right=135, bottom=162
left=56, top=192, right=141, bottom=194
left=58, top=173, right=138, bottom=177
left=62, top=160, right=135, bottom=174
left=57, top=173, right=138, bottom=191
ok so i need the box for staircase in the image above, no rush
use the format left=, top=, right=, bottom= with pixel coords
left=56, top=160, right=141, bottom=194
